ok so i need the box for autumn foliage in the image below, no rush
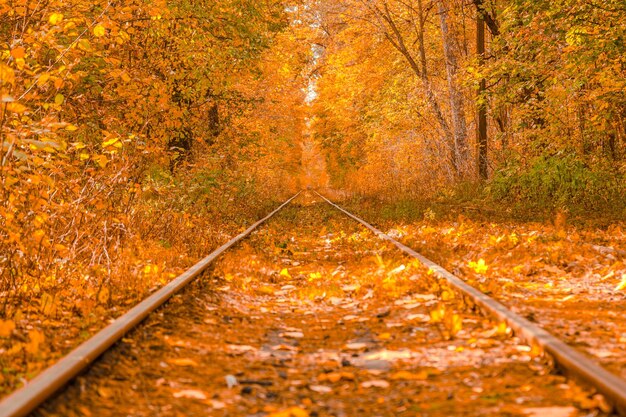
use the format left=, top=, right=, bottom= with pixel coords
left=1, top=0, right=625, bottom=401
left=0, top=0, right=310, bottom=387
left=307, top=0, right=626, bottom=215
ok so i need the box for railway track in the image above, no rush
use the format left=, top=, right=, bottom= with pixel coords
left=1, top=191, right=625, bottom=416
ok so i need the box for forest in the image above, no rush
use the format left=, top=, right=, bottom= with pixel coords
left=0, top=0, right=625, bottom=416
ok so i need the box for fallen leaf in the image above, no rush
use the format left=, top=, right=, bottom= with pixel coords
left=0, top=320, right=15, bottom=337
left=429, top=304, right=446, bottom=323
left=444, top=313, right=463, bottom=336
left=309, top=384, right=333, bottom=393
left=93, top=24, right=106, bottom=37
left=267, top=406, right=309, bottom=417
left=173, top=389, right=207, bottom=400
left=227, top=344, right=256, bottom=354
left=390, top=370, right=427, bottom=381
left=318, top=371, right=355, bottom=383
left=225, top=374, right=238, bottom=388
left=25, top=330, right=45, bottom=354
left=522, top=406, right=577, bottom=417
left=328, top=296, right=343, bottom=305
left=389, top=264, right=406, bottom=275
left=49, top=12, right=63, bottom=24
left=11, top=47, right=25, bottom=59
left=406, top=313, right=430, bottom=322
left=363, top=349, right=412, bottom=360
left=257, top=285, right=275, bottom=295
left=209, top=399, right=226, bottom=409
left=390, top=368, right=441, bottom=380
left=272, top=344, right=299, bottom=351
left=168, top=358, right=198, bottom=367
left=468, top=258, right=488, bottom=274
left=361, top=380, right=390, bottom=388
left=96, top=386, right=113, bottom=398
left=341, top=284, right=359, bottom=292
left=356, top=359, right=391, bottom=371
left=345, top=342, right=368, bottom=350
left=281, top=331, right=304, bottom=339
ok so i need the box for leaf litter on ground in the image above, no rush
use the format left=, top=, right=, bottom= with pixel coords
left=35, top=192, right=609, bottom=416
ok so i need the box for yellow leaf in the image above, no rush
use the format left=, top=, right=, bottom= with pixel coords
left=308, top=271, right=322, bottom=281
left=54, top=93, right=64, bottom=105
left=0, top=64, right=15, bottom=85
left=40, top=292, right=57, bottom=317
left=441, top=290, right=454, bottom=301
left=116, top=30, right=130, bottom=45
left=144, top=264, right=159, bottom=274
left=49, top=13, right=63, bottom=25
left=496, top=322, right=509, bottom=335
left=102, top=137, right=120, bottom=148
left=615, top=274, right=626, bottom=292
left=267, top=407, right=309, bottom=417
left=429, top=304, right=445, bottom=323
left=468, top=258, right=488, bottom=274
left=93, top=24, right=106, bottom=37
left=280, top=268, right=291, bottom=278
left=37, top=73, right=50, bottom=86
left=6, top=102, right=27, bottom=113
left=0, top=320, right=15, bottom=337
left=78, top=39, right=91, bottom=51
left=444, top=313, right=463, bottom=336
left=66, top=124, right=78, bottom=131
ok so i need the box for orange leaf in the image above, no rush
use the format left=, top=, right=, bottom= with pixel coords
left=168, top=358, right=198, bottom=367
left=267, top=407, right=309, bottom=417
left=11, top=47, right=25, bottom=59
left=0, top=320, right=15, bottom=337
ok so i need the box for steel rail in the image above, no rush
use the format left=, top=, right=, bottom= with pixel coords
left=316, top=191, right=626, bottom=416
left=0, top=192, right=301, bottom=417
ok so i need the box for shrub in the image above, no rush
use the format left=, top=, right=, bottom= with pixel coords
left=489, top=153, right=625, bottom=216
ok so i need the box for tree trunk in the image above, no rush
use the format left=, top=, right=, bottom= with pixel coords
left=476, top=4, right=488, bottom=179
left=374, top=0, right=458, bottom=175
left=437, top=0, right=470, bottom=176
left=415, top=0, right=457, bottom=175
